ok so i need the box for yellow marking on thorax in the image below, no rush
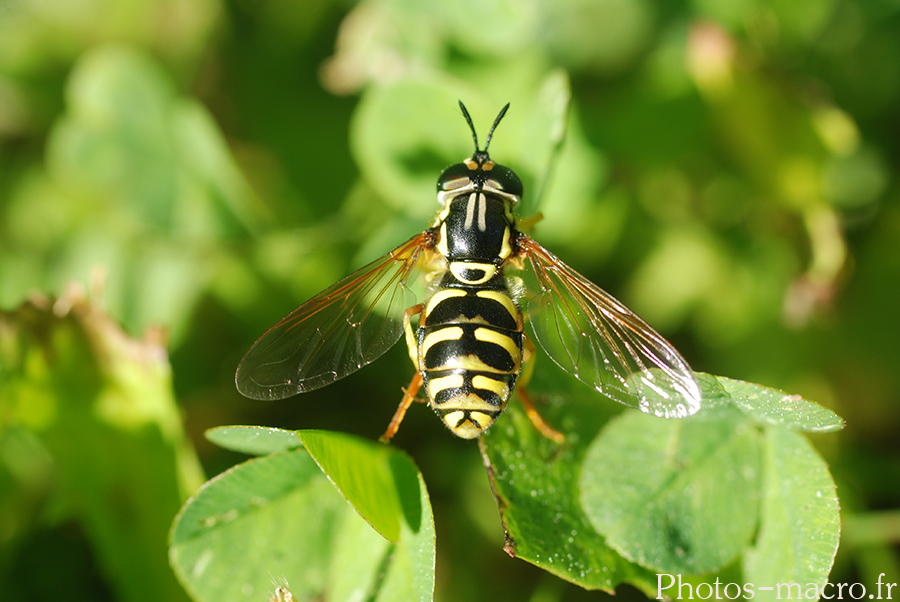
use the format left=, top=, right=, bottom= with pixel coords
left=474, top=327, right=521, bottom=363
left=464, top=192, right=476, bottom=230
left=475, top=289, right=519, bottom=324
left=420, top=326, right=464, bottom=358
left=436, top=222, right=449, bottom=257
left=462, top=192, right=489, bottom=232
left=433, top=200, right=452, bottom=224
left=498, top=226, right=512, bottom=260
left=477, top=193, right=487, bottom=231
left=449, top=262, right=496, bottom=284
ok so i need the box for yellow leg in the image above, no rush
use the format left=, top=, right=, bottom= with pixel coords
left=380, top=371, right=424, bottom=443
left=516, top=212, right=544, bottom=232
left=517, top=335, right=565, bottom=444
left=403, top=304, right=423, bottom=367
left=519, top=333, right=537, bottom=388
left=380, top=304, right=425, bottom=443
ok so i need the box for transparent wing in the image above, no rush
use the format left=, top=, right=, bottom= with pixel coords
left=516, top=234, right=701, bottom=418
left=236, top=232, right=432, bottom=400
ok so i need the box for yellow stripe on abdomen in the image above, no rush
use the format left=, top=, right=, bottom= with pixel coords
left=426, top=373, right=465, bottom=400
left=473, top=327, right=522, bottom=365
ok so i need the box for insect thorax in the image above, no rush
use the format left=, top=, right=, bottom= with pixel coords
left=433, top=189, right=516, bottom=280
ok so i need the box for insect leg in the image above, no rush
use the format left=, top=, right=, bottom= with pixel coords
left=403, top=304, right=424, bottom=367
left=379, top=371, right=424, bottom=443
left=515, top=212, right=544, bottom=232
left=517, top=335, right=565, bottom=444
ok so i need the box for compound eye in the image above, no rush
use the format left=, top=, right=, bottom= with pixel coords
left=485, top=165, right=523, bottom=199
left=437, top=163, right=473, bottom=192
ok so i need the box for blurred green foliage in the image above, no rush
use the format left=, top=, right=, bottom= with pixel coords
left=1, top=0, right=898, bottom=600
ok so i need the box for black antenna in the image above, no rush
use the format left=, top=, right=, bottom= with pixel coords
left=458, top=100, right=479, bottom=152
left=484, top=103, right=510, bottom=153
left=458, top=101, right=510, bottom=155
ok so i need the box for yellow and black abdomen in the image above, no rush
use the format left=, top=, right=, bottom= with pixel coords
left=417, top=283, right=524, bottom=438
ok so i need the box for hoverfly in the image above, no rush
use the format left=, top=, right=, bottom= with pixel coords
left=236, top=102, right=701, bottom=442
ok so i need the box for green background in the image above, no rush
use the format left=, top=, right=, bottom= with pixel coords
left=0, top=0, right=897, bottom=600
